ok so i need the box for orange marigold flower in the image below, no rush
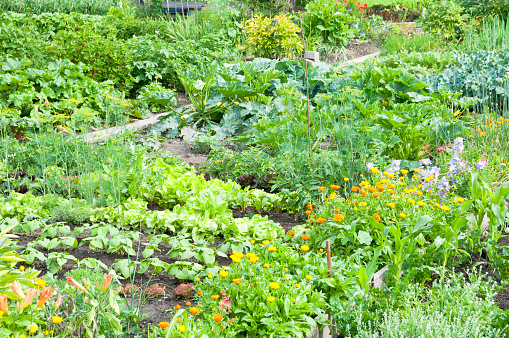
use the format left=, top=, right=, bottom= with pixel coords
left=360, top=190, right=368, bottom=196
left=302, top=235, right=309, bottom=241
left=377, top=186, right=386, bottom=192
left=367, top=186, right=376, bottom=193
left=305, top=210, right=311, bottom=215
left=158, top=322, right=169, bottom=329
left=388, top=189, right=395, bottom=195
left=318, top=186, right=325, bottom=191
left=233, top=278, right=242, bottom=285
left=213, top=314, right=223, bottom=322
left=189, top=307, right=200, bottom=315
left=176, top=304, right=181, bottom=309
left=211, top=295, right=220, bottom=300
left=316, top=218, right=326, bottom=224
left=333, top=214, right=344, bottom=221
left=249, top=283, right=254, bottom=286
left=330, top=185, right=340, bottom=190
left=372, top=192, right=380, bottom=198
left=306, top=204, right=313, bottom=209
left=351, top=186, right=360, bottom=192
left=197, top=290, right=203, bottom=296
left=374, top=213, right=381, bottom=222
left=288, top=231, right=295, bottom=236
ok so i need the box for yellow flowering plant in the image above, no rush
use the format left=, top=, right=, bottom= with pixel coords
left=242, top=14, right=303, bottom=59
left=294, top=162, right=479, bottom=284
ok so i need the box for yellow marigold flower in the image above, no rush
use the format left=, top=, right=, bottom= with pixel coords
left=414, top=169, right=420, bottom=173
left=178, top=325, right=186, bottom=333
left=343, top=177, right=349, bottom=182
left=295, top=283, right=300, bottom=288
left=401, top=170, right=409, bottom=175
left=268, top=246, right=277, bottom=252
left=52, top=316, right=63, bottom=324
left=211, top=294, right=220, bottom=300
left=318, top=186, right=325, bottom=191
left=262, top=240, right=270, bottom=245
left=305, top=275, right=312, bottom=280
left=417, top=201, right=426, bottom=207
left=388, top=173, right=395, bottom=179
left=267, top=296, right=275, bottom=303
left=370, top=167, right=379, bottom=174
left=246, top=253, right=255, bottom=259
left=35, top=279, right=46, bottom=288
left=407, top=198, right=415, bottom=204
left=219, top=270, right=228, bottom=278
left=416, top=191, right=423, bottom=196
left=264, top=263, right=270, bottom=268
left=29, top=325, right=37, bottom=334
left=232, top=252, right=244, bottom=258
left=481, top=132, right=487, bottom=136
left=435, top=203, right=440, bottom=208
left=269, top=282, right=280, bottom=290
left=387, top=202, right=395, bottom=208
left=457, top=197, right=464, bottom=203
left=301, top=245, right=310, bottom=252
left=399, top=213, right=406, bottom=218
left=230, top=255, right=242, bottom=263
left=250, top=240, right=255, bottom=244
left=249, top=256, right=259, bottom=263
left=441, top=205, right=450, bottom=211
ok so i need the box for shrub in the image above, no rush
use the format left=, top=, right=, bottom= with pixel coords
left=242, top=14, right=303, bottom=58
left=459, top=0, right=509, bottom=19
left=418, top=1, right=473, bottom=40
left=302, top=0, right=357, bottom=47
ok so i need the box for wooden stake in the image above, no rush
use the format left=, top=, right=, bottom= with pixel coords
left=326, top=240, right=332, bottom=278
left=298, top=12, right=312, bottom=161
left=180, top=0, right=184, bottom=15
left=186, top=0, right=189, bottom=16
left=193, top=0, right=196, bottom=11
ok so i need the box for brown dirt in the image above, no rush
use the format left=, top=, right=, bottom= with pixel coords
left=451, top=234, right=509, bottom=311
left=176, top=91, right=191, bottom=108
left=159, top=138, right=209, bottom=169
left=324, top=41, right=381, bottom=65
left=232, top=207, right=305, bottom=233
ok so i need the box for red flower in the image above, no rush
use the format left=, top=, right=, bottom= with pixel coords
left=362, top=16, right=366, bottom=20
left=364, top=3, right=368, bottom=7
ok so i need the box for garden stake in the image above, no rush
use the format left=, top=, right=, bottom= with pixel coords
left=298, top=13, right=312, bottom=161
left=326, top=240, right=332, bottom=278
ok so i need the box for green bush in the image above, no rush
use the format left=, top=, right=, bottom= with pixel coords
left=0, top=0, right=117, bottom=15
left=418, top=0, right=473, bottom=40
left=460, top=0, right=509, bottom=18
left=242, top=14, right=303, bottom=58
left=302, top=0, right=357, bottom=46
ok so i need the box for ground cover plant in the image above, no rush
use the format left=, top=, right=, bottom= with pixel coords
left=3, top=0, right=509, bottom=337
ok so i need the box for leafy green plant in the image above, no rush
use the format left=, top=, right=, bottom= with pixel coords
left=418, top=1, right=473, bottom=40
left=302, top=0, right=357, bottom=47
